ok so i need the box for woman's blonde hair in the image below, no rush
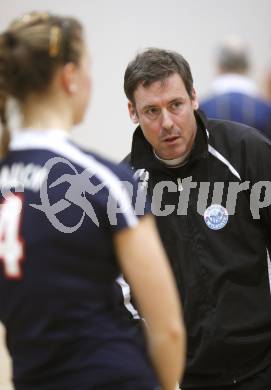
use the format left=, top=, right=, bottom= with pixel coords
left=0, top=11, right=84, bottom=157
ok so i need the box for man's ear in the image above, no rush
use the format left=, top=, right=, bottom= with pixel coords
left=191, top=88, right=199, bottom=110
left=128, top=101, right=139, bottom=124
left=61, top=62, right=78, bottom=95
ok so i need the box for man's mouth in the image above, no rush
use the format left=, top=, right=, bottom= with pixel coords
left=163, top=136, right=179, bottom=143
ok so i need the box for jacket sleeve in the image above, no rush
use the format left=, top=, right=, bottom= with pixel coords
left=243, top=131, right=271, bottom=225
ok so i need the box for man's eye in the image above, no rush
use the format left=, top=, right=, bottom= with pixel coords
left=145, top=108, right=160, bottom=117
left=148, top=108, right=159, bottom=114
left=171, top=101, right=182, bottom=110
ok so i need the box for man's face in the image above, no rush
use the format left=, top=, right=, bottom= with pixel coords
left=128, top=73, right=198, bottom=160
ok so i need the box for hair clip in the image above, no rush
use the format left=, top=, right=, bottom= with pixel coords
left=49, top=25, right=61, bottom=58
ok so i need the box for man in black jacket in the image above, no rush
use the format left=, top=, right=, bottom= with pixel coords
left=123, top=48, right=271, bottom=389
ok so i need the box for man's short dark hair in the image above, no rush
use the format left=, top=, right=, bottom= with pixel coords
left=124, top=48, right=194, bottom=104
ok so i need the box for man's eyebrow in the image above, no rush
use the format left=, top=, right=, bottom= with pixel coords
left=141, top=97, right=185, bottom=111
left=142, top=104, right=159, bottom=111
left=169, top=97, right=185, bottom=103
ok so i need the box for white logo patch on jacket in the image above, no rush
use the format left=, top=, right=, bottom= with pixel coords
left=204, top=204, right=229, bottom=230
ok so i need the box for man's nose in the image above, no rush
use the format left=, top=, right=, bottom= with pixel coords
left=161, top=109, right=174, bottom=131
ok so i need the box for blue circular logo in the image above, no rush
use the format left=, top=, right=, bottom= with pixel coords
left=204, top=204, right=228, bottom=230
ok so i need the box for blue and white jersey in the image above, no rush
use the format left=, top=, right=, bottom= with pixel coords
left=200, top=75, right=271, bottom=140
left=0, top=130, right=157, bottom=389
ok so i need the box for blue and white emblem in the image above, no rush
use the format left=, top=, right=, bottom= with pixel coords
left=204, top=204, right=228, bottom=230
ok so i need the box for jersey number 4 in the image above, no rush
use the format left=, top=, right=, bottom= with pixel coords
left=0, top=195, right=24, bottom=279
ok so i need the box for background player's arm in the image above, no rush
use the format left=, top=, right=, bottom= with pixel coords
left=114, top=215, right=186, bottom=390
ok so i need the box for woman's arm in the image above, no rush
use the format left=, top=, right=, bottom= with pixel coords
left=114, top=214, right=186, bottom=390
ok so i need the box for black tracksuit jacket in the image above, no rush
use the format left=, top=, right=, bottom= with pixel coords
left=123, top=111, right=271, bottom=387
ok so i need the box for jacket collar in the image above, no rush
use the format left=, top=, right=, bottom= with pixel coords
left=130, top=110, right=209, bottom=171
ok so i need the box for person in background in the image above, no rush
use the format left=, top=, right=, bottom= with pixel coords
left=123, top=47, right=271, bottom=390
left=0, top=13, right=185, bottom=390
left=200, top=36, right=271, bottom=140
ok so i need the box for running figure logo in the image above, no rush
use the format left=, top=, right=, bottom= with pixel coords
left=31, top=157, right=105, bottom=233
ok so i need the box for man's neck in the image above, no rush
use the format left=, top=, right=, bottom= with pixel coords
left=153, top=149, right=190, bottom=168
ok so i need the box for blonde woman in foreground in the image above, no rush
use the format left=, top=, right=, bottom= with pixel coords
left=0, top=11, right=185, bottom=390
